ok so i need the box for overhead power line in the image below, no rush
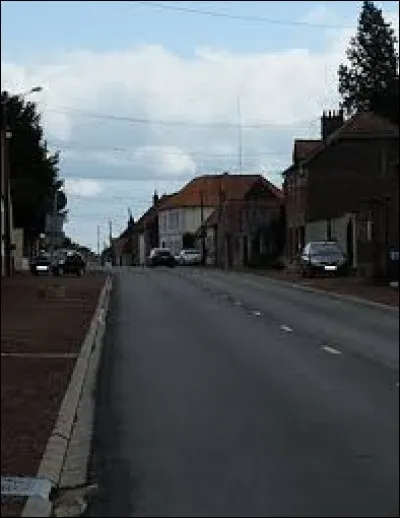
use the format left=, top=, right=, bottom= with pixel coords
left=47, top=140, right=291, bottom=158
left=132, top=1, right=352, bottom=29
left=46, top=107, right=319, bottom=130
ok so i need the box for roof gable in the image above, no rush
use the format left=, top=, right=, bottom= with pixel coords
left=303, top=111, right=399, bottom=168
left=161, top=173, right=281, bottom=210
left=293, top=139, right=321, bottom=163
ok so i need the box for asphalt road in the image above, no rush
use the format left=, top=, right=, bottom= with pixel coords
left=87, top=267, right=399, bottom=517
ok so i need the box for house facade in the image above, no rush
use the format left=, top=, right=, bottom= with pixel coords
left=304, top=111, right=399, bottom=279
left=113, top=192, right=173, bottom=266
left=158, top=173, right=276, bottom=257
left=199, top=175, right=284, bottom=268
left=282, top=110, right=343, bottom=261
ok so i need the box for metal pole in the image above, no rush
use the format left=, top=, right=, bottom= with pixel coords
left=97, top=224, right=100, bottom=259
left=2, top=99, right=12, bottom=276
left=237, top=97, right=242, bottom=174
left=1, top=129, right=5, bottom=276
left=50, top=188, right=57, bottom=259
left=108, top=219, right=111, bottom=264
left=200, top=189, right=206, bottom=265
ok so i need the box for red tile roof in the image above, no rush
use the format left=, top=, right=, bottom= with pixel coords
left=161, top=173, right=281, bottom=210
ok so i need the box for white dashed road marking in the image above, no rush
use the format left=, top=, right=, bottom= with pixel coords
left=252, top=310, right=262, bottom=316
left=280, top=325, right=293, bottom=333
left=234, top=301, right=243, bottom=306
left=321, top=345, right=342, bottom=355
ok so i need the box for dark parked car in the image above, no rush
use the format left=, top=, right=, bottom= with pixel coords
left=147, top=248, right=176, bottom=267
left=52, top=249, right=86, bottom=276
left=300, top=241, right=349, bottom=277
left=30, top=253, right=52, bottom=275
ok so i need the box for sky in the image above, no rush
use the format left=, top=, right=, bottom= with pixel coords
left=1, top=1, right=399, bottom=252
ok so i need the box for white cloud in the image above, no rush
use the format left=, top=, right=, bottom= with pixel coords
left=1, top=39, right=347, bottom=180
left=64, top=178, right=103, bottom=197
left=1, top=3, right=398, bottom=249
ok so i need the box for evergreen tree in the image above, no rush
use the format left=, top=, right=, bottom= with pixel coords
left=338, top=0, right=399, bottom=122
left=1, top=91, right=67, bottom=247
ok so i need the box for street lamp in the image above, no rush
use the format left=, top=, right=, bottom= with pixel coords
left=1, top=86, right=43, bottom=276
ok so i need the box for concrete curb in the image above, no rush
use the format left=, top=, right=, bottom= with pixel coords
left=22, top=275, right=113, bottom=518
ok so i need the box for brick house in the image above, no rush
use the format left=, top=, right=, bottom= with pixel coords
left=282, top=110, right=343, bottom=261
left=303, top=111, right=399, bottom=279
left=113, top=192, right=174, bottom=266
left=158, top=173, right=274, bottom=257
left=199, top=174, right=283, bottom=268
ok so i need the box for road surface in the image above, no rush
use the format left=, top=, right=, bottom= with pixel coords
left=87, top=267, right=399, bottom=517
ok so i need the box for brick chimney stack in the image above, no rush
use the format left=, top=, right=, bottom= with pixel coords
left=321, top=109, right=344, bottom=140
left=153, top=190, right=159, bottom=206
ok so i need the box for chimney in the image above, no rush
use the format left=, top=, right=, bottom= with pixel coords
left=321, top=109, right=344, bottom=140
left=153, top=190, right=159, bottom=206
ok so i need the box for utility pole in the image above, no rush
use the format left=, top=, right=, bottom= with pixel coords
left=237, top=96, right=243, bottom=174
left=109, top=219, right=113, bottom=265
left=200, top=189, right=206, bottom=265
left=2, top=98, right=12, bottom=276
left=128, top=207, right=134, bottom=266
left=50, top=188, right=58, bottom=259
left=97, top=224, right=100, bottom=259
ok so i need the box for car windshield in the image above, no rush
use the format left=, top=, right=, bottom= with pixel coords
left=151, top=249, right=171, bottom=257
left=310, top=243, right=343, bottom=256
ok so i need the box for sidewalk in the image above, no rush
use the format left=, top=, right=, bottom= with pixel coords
left=240, top=268, right=399, bottom=308
left=1, top=273, right=106, bottom=517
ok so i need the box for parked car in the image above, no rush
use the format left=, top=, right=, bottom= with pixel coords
left=178, top=248, right=202, bottom=266
left=30, top=252, right=52, bottom=275
left=147, top=248, right=176, bottom=267
left=300, top=241, right=349, bottom=277
left=52, top=249, right=86, bottom=276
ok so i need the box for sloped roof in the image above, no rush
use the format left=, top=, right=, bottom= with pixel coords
left=200, top=188, right=282, bottom=231
left=116, top=193, right=174, bottom=242
left=134, top=193, right=175, bottom=232
left=301, top=111, right=399, bottom=168
left=293, top=139, right=322, bottom=162
left=161, top=173, right=281, bottom=210
left=327, top=111, right=399, bottom=142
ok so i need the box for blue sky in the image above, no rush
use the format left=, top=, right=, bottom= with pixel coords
left=1, top=1, right=398, bottom=251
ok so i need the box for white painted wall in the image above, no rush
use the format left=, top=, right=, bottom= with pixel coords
left=305, top=220, right=327, bottom=243
left=158, top=206, right=215, bottom=255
